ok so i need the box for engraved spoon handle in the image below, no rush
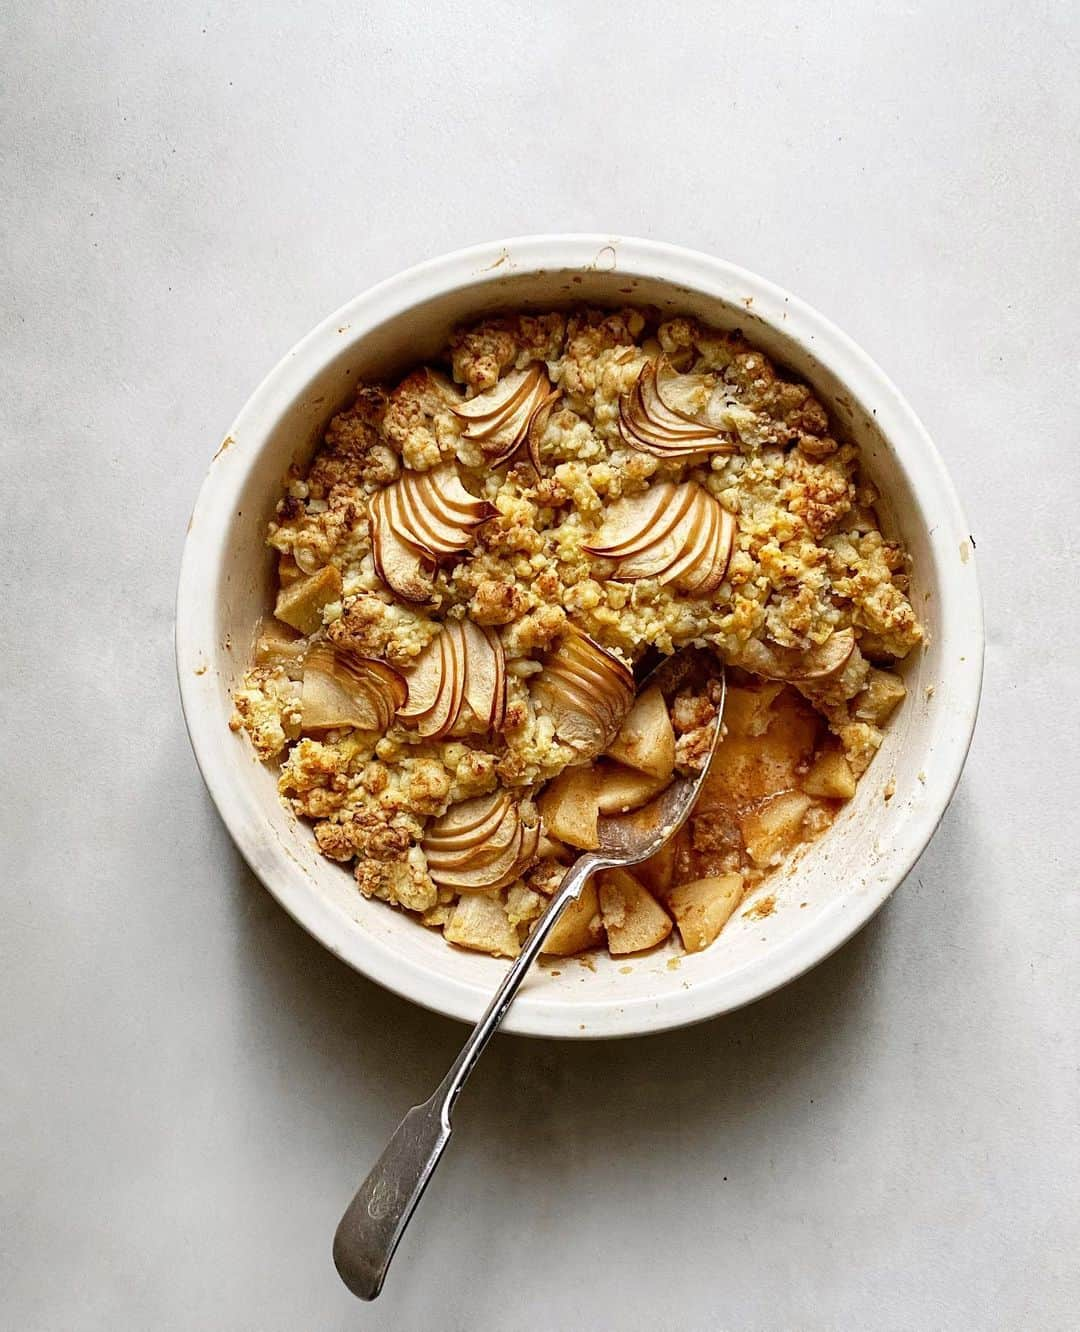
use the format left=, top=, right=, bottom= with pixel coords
left=332, top=851, right=605, bottom=1301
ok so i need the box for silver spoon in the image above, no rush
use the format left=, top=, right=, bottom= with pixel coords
left=333, top=655, right=725, bottom=1301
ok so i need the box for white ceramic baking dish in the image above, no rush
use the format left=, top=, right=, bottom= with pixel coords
left=176, top=235, right=983, bottom=1038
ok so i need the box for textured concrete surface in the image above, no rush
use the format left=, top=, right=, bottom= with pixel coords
left=2, top=2, right=1078, bottom=1328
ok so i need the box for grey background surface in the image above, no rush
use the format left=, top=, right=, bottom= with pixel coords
left=3, top=2, right=1078, bottom=1329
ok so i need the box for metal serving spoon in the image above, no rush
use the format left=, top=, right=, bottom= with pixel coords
left=333, top=654, right=725, bottom=1301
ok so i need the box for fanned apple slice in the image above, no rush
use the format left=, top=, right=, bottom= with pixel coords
left=425, top=804, right=540, bottom=892
left=424, top=790, right=512, bottom=845
left=653, top=356, right=718, bottom=422
left=526, top=388, right=562, bottom=470
left=416, top=631, right=456, bottom=738
left=369, top=487, right=436, bottom=603
left=425, top=625, right=465, bottom=739
left=531, top=630, right=634, bottom=761
left=300, top=644, right=407, bottom=733
left=582, top=483, right=688, bottom=560
left=398, top=634, right=443, bottom=720
left=414, top=464, right=495, bottom=528
left=618, top=361, right=736, bottom=459
left=681, top=505, right=736, bottom=596
left=452, top=365, right=555, bottom=464
left=398, top=478, right=472, bottom=556
left=424, top=806, right=521, bottom=869
left=459, top=619, right=506, bottom=732
left=662, top=487, right=719, bottom=590
left=453, top=367, right=539, bottom=425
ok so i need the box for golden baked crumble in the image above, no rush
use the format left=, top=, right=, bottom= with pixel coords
left=230, top=308, right=922, bottom=960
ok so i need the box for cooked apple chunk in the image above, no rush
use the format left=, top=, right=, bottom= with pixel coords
left=538, top=765, right=601, bottom=850
left=802, top=749, right=857, bottom=800
left=444, top=893, right=519, bottom=958
left=740, top=792, right=813, bottom=867
left=854, top=668, right=907, bottom=724
left=598, top=869, right=673, bottom=955
left=668, top=873, right=744, bottom=952
left=605, top=685, right=676, bottom=779
left=593, top=760, right=671, bottom=815
left=254, top=620, right=307, bottom=676
left=274, top=564, right=342, bottom=635
left=540, top=878, right=603, bottom=956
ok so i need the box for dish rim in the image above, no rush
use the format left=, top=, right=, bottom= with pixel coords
left=176, top=234, right=984, bottom=1038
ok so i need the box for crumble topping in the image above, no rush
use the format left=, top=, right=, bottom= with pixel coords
left=231, top=308, right=922, bottom=958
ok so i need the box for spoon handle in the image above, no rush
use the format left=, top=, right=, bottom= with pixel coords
left=333, top=851, right=604, bottom=1301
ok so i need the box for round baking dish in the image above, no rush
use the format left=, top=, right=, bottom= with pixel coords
left=176, top=235, right=983, bottom=1038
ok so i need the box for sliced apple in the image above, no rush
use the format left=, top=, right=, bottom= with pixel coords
left=680, top=506, right=736, bottom=596
left=452, top=364, right=557, bottom=464
left=369, top=487, right=436, bottom=604
left=592, top=760, right=672, bottom=815
left=300, top=643, right=407, bottom=733
left=274, top=564, right=342, bottom=635
left=618, top=360, right=736, bottom=460
left=370, top=463, right=492, bottom=601
left=605, top=685, right=676, bottom=779
left=423, top=790, right=513, bottom=849
left=582, top=483, right=688, bottom=559
left=668, top=873, right=744, bottom=952
left=398, top=633, right=443, bottom=719
left=582, top=481, right=735, bottom=592
left=531, top=630, right=634, bottom=762
left=598, top=869, right=673, bottom=955
left=526, top=387, right=563, bottom=470
left=399, top=620, right=506, bottom=738
left=660, top=485, right=719, bottom=588
left=540, top=878, right=604, bottom=956
left=460, top=619, right=506, bottom=730
left=538, top=765, right=601, bottom=850
left=422, top=797, right=539, bottom=892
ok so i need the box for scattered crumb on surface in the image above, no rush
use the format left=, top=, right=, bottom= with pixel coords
left=884, top=777, right=896, bottom=801
left=743, top=894, right=777, bottom=921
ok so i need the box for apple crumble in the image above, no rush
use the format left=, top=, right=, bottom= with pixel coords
left=230, top=308, right=922, bottom=960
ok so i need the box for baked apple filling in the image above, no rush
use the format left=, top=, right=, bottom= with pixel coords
left=230, top=307, right=922, bottom=960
